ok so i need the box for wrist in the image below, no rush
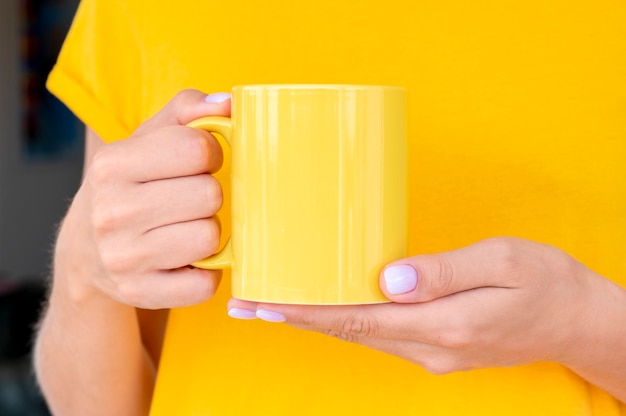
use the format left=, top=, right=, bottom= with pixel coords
left=558, top=267, right=626, bottom=374
left=557, top=268, right=600, bottom=368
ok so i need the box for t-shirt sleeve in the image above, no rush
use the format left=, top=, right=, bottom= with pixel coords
left=47, top=0, right=143, bottom=143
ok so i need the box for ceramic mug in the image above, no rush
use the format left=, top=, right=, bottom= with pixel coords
left=190, top=84, right=407, bottom=304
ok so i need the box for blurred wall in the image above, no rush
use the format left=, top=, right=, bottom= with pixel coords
left=0, top=0, right=83, bottom=281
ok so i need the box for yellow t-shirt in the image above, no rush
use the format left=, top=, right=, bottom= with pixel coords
left=48, top=0, right=626, bottom=414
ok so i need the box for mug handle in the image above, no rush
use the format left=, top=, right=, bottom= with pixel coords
left=187, top=116, right=233, bottom=269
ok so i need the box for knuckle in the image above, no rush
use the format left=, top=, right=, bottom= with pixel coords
left=194, top=271, right=221, bottom=301
left=91, top=203, right=128, bottom=235
left=171, top=88, right=200, bottom=106
left=166, top=88, right=200, bottom=109
left=197, top=219, right=221, bottom=256
left=204, top=175, right=223, bottom=214
left=338, top=313, right=379, bottom=338
left=98, top=250, right=123, bottom=275
left=485, top=237, right=520, bottom=275
left=187, top=127, right=212, bottom=159
left=175, top=126, right=213, bottom=170
left=88, top=147, right=119, bottom=187
left=426, top=255, right=455, bottom=296
left=294, top=311, right=316, bottom=328
left=206, top=134, right=224, bottom=172
left=324, top=329, right=359, bottom=343
left=198, top=279, right=219, bottom=300
left=99, top=246, right=138, bottom=276
left=116, top=280, right=144, bottom=307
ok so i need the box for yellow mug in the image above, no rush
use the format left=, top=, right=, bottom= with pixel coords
left=190, top=84, right=407, bottom=304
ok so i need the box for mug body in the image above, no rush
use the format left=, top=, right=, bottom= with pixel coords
left=230, top=84, right=407, bottom=304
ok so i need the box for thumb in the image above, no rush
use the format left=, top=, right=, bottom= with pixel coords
left=134, top=89, right=231, bottom=135
left=379, top=238, right=518, bottom=303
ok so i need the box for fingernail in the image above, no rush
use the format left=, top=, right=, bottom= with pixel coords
left=384, top=265, right=418, bottom=295
left=256, top=309, right=286, bottom=323
left=228, top=308, right=257, bottom=320
left=205, top=92, right=231, bottom=104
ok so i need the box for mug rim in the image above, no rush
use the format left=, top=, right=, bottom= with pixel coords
left=233, top=84, right=406, bottom=92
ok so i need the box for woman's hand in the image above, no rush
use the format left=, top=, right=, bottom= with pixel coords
left=37, top=90, right=233, bottom=416
left=56, top=89, right=231, bottom=309
left=228, top=237, right=626, bottom=401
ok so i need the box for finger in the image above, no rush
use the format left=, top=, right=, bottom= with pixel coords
left=227, top=298, right=260, bottom=319
left=141, top=218, right=222, bottom=270
left=237, top=286, right=512, bottom=343
left=92, top=124, right=224, bottom=184
left=230, top=302, right=400, bottom=336
left=131, top=174, right=223, bottom=231
left=135, top=89, right=231, bottom=135
left=87, top=90, right=230, bottom=185
left=111, top=267, right=222, bottom=309
left=227, top=298, right=257, bottom=309
left=226, top=299, right=402, bottom=335
left=380, top=237, right=521, bottom=303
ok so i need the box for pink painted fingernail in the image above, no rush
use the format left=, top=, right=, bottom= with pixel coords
left=228, top=308, right=257, bottom=320
left=205, top=92, right=231, bottom=104
left=256, top=309, right=286, bottom=323
left=384, top=265, right=418, bottom=294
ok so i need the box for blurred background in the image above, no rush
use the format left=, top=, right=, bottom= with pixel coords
left=1, top=0, right=81, bottom=414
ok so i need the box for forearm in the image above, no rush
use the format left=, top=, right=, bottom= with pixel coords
left=35, top=278, right=155, bottom=416
left=563, top=273, right=626, bottom=403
